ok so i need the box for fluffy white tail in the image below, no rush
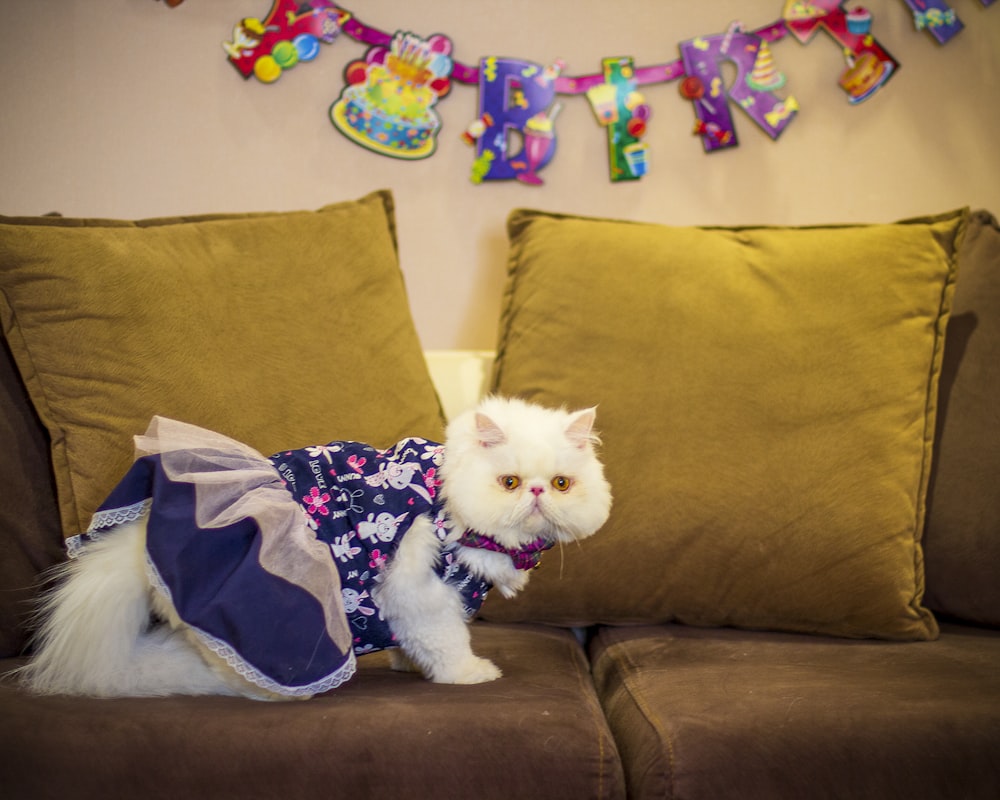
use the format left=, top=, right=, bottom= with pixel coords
left=20, top=520, right=240, bottom=698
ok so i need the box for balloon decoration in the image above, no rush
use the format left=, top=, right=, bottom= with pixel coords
left=222, top=0, right=996, bottom=185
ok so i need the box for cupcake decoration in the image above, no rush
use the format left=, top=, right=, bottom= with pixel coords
left=846, top=7, right=873, bottom=35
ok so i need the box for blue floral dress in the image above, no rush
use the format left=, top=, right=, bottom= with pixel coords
left=66, top=417, right=491, bottom=698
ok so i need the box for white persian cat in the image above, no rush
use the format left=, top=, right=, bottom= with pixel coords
left=20, top=397, right=611, bottom=700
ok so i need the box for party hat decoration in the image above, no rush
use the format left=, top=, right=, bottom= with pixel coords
left=746, top=39, right=786, bottom=91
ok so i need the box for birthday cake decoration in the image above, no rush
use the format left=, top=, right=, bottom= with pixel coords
left=330, top=31, right=454, bottom=160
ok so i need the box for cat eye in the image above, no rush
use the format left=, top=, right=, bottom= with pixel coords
left=551, top=476, right=572, bottom=492
left=499, top=475, right=521, bottom=491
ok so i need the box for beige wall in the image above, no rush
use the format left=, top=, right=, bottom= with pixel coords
left=2, top=0, right=998, bottom=349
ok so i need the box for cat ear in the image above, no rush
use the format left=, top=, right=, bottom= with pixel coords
left=565, top=407, right=599, bottom=449
left=475, top=412, right=507, bottom=447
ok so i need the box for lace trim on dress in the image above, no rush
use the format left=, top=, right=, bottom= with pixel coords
left=144, top=553, right=356, bottom=698
left=65, top=498, right=154, bottom=558
left=192, top=626, right=358, bottom=698
left=89, top=498, right=153, bottom=532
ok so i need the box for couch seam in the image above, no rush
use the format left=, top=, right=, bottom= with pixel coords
left=614, top=640, right=676, bottom=800
left=569, top=632, right=614, bottom=799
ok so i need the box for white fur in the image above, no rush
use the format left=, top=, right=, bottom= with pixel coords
left=18, top=520, right=272, bottom=699
left=376, top=516, right=502, bottom=684
left=441, top=396, right=611, bottom=551
left=18, top=397, right=611, bottom=700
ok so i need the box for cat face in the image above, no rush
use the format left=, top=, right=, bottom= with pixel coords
left=440, top=397, right=612, bottom=549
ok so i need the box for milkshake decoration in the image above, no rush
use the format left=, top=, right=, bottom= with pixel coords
left=517, top=104, right=562, bottom=185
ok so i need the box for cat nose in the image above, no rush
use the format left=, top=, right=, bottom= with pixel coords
left=530, top=485, right=545, bottom=496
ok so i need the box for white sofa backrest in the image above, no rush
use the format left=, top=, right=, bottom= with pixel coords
left=424, top=350, right=495, bottom=421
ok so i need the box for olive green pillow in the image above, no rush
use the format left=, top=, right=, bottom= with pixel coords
left=483, top=208, right=966, bottom=641
left=0, top=190, right=445, bottom=539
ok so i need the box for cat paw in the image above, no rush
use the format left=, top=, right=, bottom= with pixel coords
left=435, top=656, right=502, bottom=685
left=497, top=570, right=530, bottom=599
left=388, top=649, right=422, bottom=674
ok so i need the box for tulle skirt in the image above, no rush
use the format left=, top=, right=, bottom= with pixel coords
left=70, top=418, right=375, bottom=697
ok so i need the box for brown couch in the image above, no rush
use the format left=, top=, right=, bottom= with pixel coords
left=1, top=193, right=997, bottom=799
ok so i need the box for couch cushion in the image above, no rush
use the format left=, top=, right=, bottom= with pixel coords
left=923, top=210, right=1000, bottom=627
left=484, top=208, right=965, bottom=641
left=590, top=623, right=1000, bottom=800
left=0, top=622, right=625, bottom=800
left=0, top=190, right=445, bottom=542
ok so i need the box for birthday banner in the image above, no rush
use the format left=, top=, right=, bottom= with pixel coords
left=223, top=0, right=996, bottom=185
